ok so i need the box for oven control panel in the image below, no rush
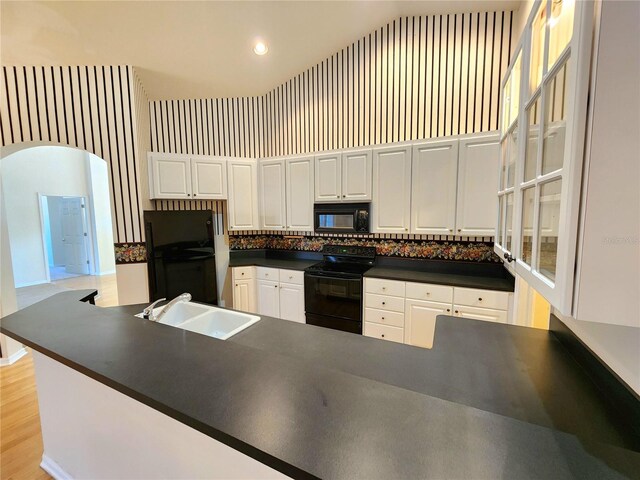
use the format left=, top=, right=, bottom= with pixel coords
left=321, top=245, right=376, bottom=258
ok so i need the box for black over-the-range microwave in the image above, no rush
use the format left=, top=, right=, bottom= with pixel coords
left=313, top=203, right=370, bottom=234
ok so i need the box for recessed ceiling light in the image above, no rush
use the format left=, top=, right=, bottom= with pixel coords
left=254, top=42, right=268, bottom=56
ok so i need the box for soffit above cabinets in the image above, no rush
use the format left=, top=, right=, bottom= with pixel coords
left=0, top=0, right=520, bottom=100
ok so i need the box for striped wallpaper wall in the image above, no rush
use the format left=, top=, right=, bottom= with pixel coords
left=0, top=65, right=146, bottom=244
left=149, top=11, right=513, bottom=161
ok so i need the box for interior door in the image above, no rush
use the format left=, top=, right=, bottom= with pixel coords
left=411, top=139, right=459, bottom=234
left=61, top=197, right=89, bottom=275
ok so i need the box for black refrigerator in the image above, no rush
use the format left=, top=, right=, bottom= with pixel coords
left=144, top=210, right=218, bottom=305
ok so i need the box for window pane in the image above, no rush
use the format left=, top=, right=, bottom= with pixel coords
left=524, top=97, right=541, bottom=182
left=549, top=0, right=574, bottom=68
left=505, top=192, right=514, bottom=253
left=500, top=139, right=508, bottom=190
left=521, top=187, right=535, bottom=265
left=542, top=61, right=569, bottom=175
left=530, top=3, right=547, bottom=94
left=502, top=76, right=512, bottom=132
left=537, top=179, right=562, bottom=282
left=507, top=125, right=518, bottom=188
left=510, top=53, right=522, bottom=124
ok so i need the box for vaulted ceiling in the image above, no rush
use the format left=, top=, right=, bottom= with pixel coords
left=1, top=1, right=521, bottom=100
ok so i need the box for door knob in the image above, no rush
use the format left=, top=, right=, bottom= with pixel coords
left=503, top=253, right=515, bottom=263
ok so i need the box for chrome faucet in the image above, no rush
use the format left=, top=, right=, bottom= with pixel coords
left=142, top=293, right=192, bottom=322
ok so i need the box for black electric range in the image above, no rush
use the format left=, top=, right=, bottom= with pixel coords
left=304, top=245, right=376, bottom=334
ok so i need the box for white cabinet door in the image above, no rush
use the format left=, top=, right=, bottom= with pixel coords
left=279, top=282, right=305, bottom=323
left=342, top=149, right=372, bottom=201
left=315, top=153, right=341, bottom=202
left=191, top=157, right=227, bottom=199
left=257, top=279, right=280, bottom=318
left=233, top=279, right=255, bottom=313
left=405, top=299, right=450, bottom=349
left=150, top=154, right=191, bottom=199
left=259, top=159, right=286, bottom=230
left=372, top=145, right=412, bottom=233
left=453, top=305, right=508, bottom=324
left=456, top=134, right=500, bottom=236
left=286, top=156, right=314, bottom=231
left=227, top=159, right=259, bottom=231
left=411, top=139, right=458, bottom=234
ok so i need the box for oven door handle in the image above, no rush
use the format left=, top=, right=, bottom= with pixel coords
left=304, top=272, right=360, bottom=280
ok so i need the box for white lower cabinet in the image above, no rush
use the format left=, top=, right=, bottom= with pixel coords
left=232, top=267, right=256, bottom=314
left=279, top=283, right=305, bottom=323
left=364, top=278, right=511, bottom=348
left=257, top=279, right=280, bottom=318
left=405, top=299, right=451, bottom=349
left=233, top=267, right=305, bottom=323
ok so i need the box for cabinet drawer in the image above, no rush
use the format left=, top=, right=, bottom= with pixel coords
left=364, top=308, right=405, bottom=328
left=364, top=322, right=404, bottom=343
left=365, top=278, right=405, bottom=297
left=256, top=267, right=279, bottom=281
left=453, top=305, right=508, bottom=324
left=279, top=269, right=304, bottom=285
left=365, top=293, right=405, bottom=313
left=405, top=282, right=453, bottom=303
left=453, top=287, right=509, bottom=310
left=232, top=266, right=254, bottom=281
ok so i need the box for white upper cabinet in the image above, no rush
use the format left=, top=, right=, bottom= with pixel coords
left=341, top=149, right=372, bottom=201
left=314, top=153, right=341, bottom=202
left=227, top=159, right=259, bottom=231
left=286, top=156, right=314, bottom=231
left=149, top=153, right=228, bottom=200
left=191, top=156, right=227, bottom=199
left=259, top=159, right=287, bottom=230
left=372, top=145, right=412, bottom=233
left=456, top=134, right=500, bottom=236
left=411, top=139, right=459, bottom=235
left=149, top=154, right=192, bottom=199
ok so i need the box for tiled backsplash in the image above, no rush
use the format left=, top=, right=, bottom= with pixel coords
left=230, top=235, right=501, bottom=263
left=114, top=242, right=147, bottom=264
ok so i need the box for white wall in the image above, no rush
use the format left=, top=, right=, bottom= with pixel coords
left=2, top=147, right=90, bottom=286
left=1, top=146, right=116, bottom=286
left=87, top=157, right=116, bottom=275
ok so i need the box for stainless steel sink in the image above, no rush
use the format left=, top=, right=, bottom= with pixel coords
left=136, top=303, right=260, bottom=339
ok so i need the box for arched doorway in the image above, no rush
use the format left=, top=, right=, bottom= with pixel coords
left=1, top=143, right=119, bottom=312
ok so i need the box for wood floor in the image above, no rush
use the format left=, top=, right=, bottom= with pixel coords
left=0, top=351, right=50, bottom=480
left=2, top=274, right=118, bottom=479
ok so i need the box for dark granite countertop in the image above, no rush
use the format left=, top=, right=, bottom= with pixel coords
left=364, top=266, right=516, bottom=291
left=2, top=291, right=638, bottom=479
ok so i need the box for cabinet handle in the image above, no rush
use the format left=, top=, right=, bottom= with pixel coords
left=274, top=285, right=278, bottom=288
left=382, top=317, right=385, bottom=320
left=446, top=308, right=450, bottom=312
left=478, top=298, right=483, bottom=301
left=187, top=193, right=191, bottom=197
left=382, top=302, right=386, bottom=305
left=503, top=253, right=515, bottom=263
left=235, top=284, right=238, bottom=287
left=457, top=229, right=461, bottom=232
left=382, top=287, right=386, bottom=290
left=449, top=229, right=453, bottom=232
left=381, top=334, right=385, bottom=338
left=454, top=310, right=459, bottom=314
left=289, top=276, right=293, bottom=279
left=193, top=193, right=197, bottom=197
left=426, top=292, right=430, bottom=295
left=241, top=272, right=245, bottom=275
left=342, top=195, right=346, bottom=198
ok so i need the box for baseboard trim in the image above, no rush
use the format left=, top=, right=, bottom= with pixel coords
left=0, top=347, right=27, bottom=366
left=41, top=454, right=73, bottom=480
left=549, top=314, right=640, bottom=443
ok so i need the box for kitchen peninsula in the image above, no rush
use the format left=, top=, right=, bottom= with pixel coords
left=1, top=290, right=638, bottom=479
